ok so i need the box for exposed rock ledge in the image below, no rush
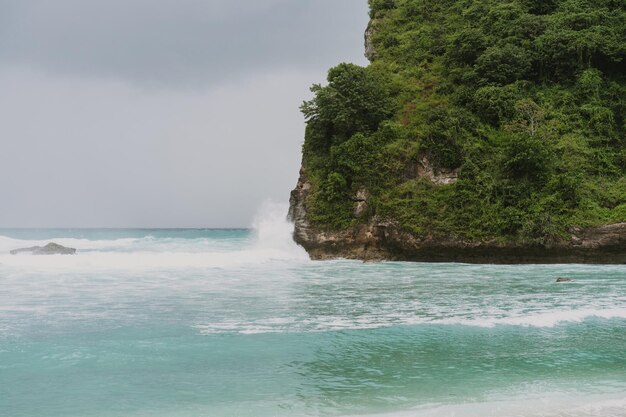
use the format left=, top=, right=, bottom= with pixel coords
left=289, top=169, right=626, bottom=264
left=10, top=242, right=77, bottom=255
left=364, top=20, right=377, bottom=62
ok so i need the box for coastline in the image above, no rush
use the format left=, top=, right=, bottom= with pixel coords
left=289, top=169, right=626, bottom=264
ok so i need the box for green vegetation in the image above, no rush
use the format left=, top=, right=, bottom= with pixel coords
left=299, top=0, right=626, bottom=242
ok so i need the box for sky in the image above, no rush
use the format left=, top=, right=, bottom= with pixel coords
left=0, top=0, right=369, bottom=228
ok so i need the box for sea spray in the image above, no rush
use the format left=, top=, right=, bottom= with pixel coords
left=0, top=203, right=307, bottom=271
left=251, top=200, right=308, bottom=260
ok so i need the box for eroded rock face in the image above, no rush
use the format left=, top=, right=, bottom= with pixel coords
left=364, top=21, right=377, bottom=62
left=416, top=156, right=458, bottom=185
left=288, top=167, right=314, bottom=247
left=353, top=188, right=369, bottom=217
left=10, top=242, right=77, bottom=255
left=299, top=220, right=626, bottom=264
left=571, top=223, right=626, bottom=249
left=288, top=170, right=626, bottom=264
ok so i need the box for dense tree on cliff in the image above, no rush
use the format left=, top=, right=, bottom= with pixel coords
left=298, top=0, right=626, bottom=242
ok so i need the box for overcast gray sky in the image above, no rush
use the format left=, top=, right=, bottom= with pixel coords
left=0, top=0, right=369, bottom=228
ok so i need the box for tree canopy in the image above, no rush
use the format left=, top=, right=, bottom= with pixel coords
left=299, top=0, right=626, bottom=241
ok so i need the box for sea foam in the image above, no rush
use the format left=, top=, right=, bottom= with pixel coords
left=345, top=392, right=626, bottom=417
left=0, top=201, right=307, bottom=270
left=431, top=307, right=626, bottom=328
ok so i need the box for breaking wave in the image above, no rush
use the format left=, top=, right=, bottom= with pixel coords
left=0, top=201, right=308, bottom=270
left=194, top=307, right=626, bottom=335
left=346, top=393, right=626, bottom=417
left=432, top=307, right=626, bottom=328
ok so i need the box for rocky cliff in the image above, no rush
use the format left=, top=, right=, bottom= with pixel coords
left=289, top=0, right=626, bottom=264
left=290, top=167, right=626, bottom=264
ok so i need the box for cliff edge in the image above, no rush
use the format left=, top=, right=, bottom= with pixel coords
left=290, top=168, right=626, bottom=264
left=289, top=0, right=626, bottom=263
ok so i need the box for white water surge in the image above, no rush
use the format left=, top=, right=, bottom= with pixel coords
left=0, top=201, right=307, bottom=270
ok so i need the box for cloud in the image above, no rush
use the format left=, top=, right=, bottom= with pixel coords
left=0, top=67, right=327, bottom=227
left=0, top=0, right=368, bottom=87
left=0, top=0, right=369, bottom=227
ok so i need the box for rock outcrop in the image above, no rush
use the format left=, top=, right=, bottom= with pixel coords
left=415, top=156, right=459, bottom=186
left=364, top=20, right=377, bottom=62
left=288, top=167, right=314, bottom=247
left=353, top=188, right=369, bottom=217
left=291, top=5, right=626, bottom=265
left=10, top=242, right=77, bottom=255
left=289, top=168, right=626, bottom=264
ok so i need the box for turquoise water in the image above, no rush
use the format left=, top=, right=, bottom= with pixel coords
left=1, top=218, right=625, bottom=416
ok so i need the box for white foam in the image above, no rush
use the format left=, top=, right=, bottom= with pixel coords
left=0, top=235, right=156, bottom=251
left=0, top=250, right=290, bottom=270
left=0, top=201, right=308, bottom=271
left=193, top=306, right=626, bottom=335
left=251, top=200, right=308, bottom=260
left=433, top=307, right=626, bottom=328
left=344, top=392, right=626, bottom=417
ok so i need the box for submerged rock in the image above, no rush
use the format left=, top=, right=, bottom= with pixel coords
left=10, top=242, right=76, bottom=255
left=556, top=277, right=573, bottom=283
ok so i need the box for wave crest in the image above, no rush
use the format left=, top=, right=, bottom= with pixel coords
left=0, top=201, right=308, bottom=270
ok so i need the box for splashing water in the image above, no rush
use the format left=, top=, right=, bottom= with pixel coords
left=251, top=200, right=308, bottom=260
left=0, top=202, right=307, bottom=270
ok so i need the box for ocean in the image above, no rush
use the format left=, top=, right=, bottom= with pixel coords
left=1, top=204, right=625, bottom=417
